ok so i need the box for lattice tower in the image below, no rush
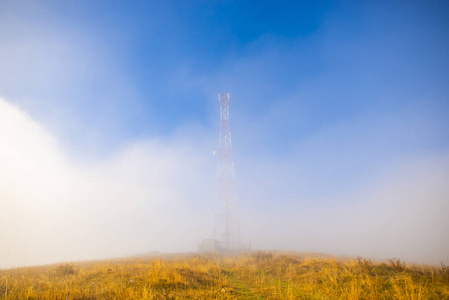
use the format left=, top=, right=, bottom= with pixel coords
left=214, top=93, right=241, bottom=250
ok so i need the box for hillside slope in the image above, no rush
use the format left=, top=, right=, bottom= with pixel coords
left=1, top=252, right=448, bottom=299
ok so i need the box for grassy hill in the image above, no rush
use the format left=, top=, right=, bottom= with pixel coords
left=1, top=252, right=448, bottom=299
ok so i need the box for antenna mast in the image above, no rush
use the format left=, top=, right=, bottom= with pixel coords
left=214, top=93, right=241, bottom=250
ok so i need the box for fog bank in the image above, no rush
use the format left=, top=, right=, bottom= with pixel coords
left=1, top=97, right=448, bottom=268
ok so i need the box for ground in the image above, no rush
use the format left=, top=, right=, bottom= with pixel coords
left=1, top=251, right=448, bottom=299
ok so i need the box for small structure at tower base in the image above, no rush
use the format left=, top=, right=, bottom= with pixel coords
left=197, top=238, right=251, bottom=255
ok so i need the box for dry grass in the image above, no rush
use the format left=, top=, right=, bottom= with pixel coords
left=1, top=252, right=448, bottom=299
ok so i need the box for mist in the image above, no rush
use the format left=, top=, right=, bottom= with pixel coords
left=0, top=98, right=215, bottom=268
left=1, top=96, right=448, bottom=269
left=1, top=1, right=449, bottom=269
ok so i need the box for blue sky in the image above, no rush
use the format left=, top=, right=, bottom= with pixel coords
left=2, top=0, right=447, bottom=157
left=1, top=0, right=449, bottom=267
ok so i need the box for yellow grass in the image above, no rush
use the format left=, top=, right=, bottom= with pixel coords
left=1, top=252, right=448, bottom=299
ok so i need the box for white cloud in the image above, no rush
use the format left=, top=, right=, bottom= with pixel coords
left=0, top=97, right=214, bottom=268
left=1, top=96, right=448, bottom=269
left=241, top=151, right=449, bottom=265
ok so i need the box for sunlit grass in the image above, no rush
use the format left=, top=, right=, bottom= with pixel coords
left=1, top=252, right=448, bottom=299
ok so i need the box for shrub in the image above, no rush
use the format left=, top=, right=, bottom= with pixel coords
left=252, top=251, right=273, bottom=263
left=388, top=258, right=405, bottom=272
left=356, top=256, right=373, bottom=276
left=438, top=262, right=449, bottom=283
left=56, top=263, right=75, bottom=275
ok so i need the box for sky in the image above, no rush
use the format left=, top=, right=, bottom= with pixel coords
left=1, top=0, right=448, bottom=268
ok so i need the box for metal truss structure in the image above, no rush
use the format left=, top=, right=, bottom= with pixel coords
left=214, top=93, right=241, bottom=251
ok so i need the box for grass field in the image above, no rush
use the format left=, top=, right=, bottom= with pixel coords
left=1, top=252, right=448, bottom=299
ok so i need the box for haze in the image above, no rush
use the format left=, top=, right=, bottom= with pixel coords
left=1, top=1, right=448, bottom=269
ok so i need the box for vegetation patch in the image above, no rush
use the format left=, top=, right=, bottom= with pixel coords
left=0, top=253, right=448, bottom=299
